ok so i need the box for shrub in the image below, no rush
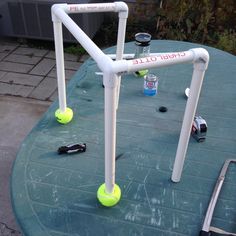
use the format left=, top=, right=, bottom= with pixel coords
left=99, top=0, right=236, bottom=55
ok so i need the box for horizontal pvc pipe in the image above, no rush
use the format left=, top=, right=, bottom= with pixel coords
left=110, top=48, right=209, bottom=75
left=127, top=50, right=195, bottom=72
left=63, top=3, right=116, bottom=13
left=58, top=2, right=128, bottom=14
left=108, top=50, right=194, bottom=75
left=107, top=52, right=184, bottom=60
left=96, top=49, right=208, bottom=74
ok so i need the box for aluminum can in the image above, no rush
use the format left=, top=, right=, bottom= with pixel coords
left=144, top=74, right=158, bottom=96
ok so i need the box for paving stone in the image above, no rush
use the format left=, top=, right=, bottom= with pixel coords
left=79, top=54, right=90, bottom=62
left=0, top=61, right=33, bottom=73
left=0, top=71, right=7, bottom=79
left=29, top=58, right=55, bottom=76
left=4, top=54, right=42, bottom=65
left=0, top=95, right=50, bottom=233
left=0, top=52, right=9, bottom=61
left=0, top=72, right=44, bottom=87
left=0, top=82, right=34, bottom=97
left=0, top=42, right=19, bottom=53
left=49, top=89, right=58, bottom=102
left=64, top=53, right=79, bottom=62
left=0, top=146, right=21, bottom=235
left=46, top=51, right=79, bottom=62
left=13, top=47, right=48, bottom=57
left=29, top=77, right=57, bottom=100
left=64, top=60, right=82, bottom=70
left=47, top=67, right=77, bottom=80
left=45, top=50, right=55, bottom=59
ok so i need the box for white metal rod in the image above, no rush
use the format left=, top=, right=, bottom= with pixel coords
left=171, top=62, right=206, bottom=182
left=115, top=16, right=127, bottom=109
left=104, top=74, right=117, bottom=194
left=52, top=21, right=67, bottom=112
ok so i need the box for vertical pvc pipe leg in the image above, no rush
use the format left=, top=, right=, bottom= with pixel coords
left=104, top=85, right=117, bottom=193
left=53, top=21, right=67, bottom=112
left=171, top=63, right=206, bottom=182
left=97, top=73, right=121, bottom=207
left=115, top=17, right=127, bottom=110
left=53, top=21, right=73, bottom=124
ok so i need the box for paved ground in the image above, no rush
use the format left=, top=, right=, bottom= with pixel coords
left=0, top=38, right=89, bottom=235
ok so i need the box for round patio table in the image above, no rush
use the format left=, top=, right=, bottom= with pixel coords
left=11, top=40, right=236, bottom=236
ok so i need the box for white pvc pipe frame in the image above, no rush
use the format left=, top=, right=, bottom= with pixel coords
left=51, top=2, right=209, bottom=194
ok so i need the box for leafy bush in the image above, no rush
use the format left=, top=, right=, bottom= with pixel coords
left=99, top=0, right=236, bottom=55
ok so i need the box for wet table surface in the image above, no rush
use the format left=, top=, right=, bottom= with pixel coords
left=12, top=40, right=236, bottom=236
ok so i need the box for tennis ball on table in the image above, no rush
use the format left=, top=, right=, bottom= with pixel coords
left=55, top=107, right=73, bottom=124
left=97, top=183, right=121, bottom=207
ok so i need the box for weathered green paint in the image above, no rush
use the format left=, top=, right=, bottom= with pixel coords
left=11, top=41, right=236, bottom=235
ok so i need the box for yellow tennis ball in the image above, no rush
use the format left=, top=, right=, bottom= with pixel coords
left=97, top=183, right=121, bottom=207
left=135, top=69, right=148, bottom=77
left=55, top=107, right=73, bottom=124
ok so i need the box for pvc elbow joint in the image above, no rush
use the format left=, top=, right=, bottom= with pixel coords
left=51, top=4, right=67, bottom=22
left=115, top=2, right=128, bottom=18
left=190, top=48, right=210, bottom=70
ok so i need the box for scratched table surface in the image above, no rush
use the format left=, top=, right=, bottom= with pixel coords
left=11, top=40, right=236, bottom=236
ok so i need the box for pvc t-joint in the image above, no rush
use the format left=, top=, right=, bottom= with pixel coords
left=97, top=55, right=119, bottom=88
left=103, top=72, right=119, bottom=88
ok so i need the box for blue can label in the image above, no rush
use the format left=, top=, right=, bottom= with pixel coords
left=144, top=74, right=158, bottom=96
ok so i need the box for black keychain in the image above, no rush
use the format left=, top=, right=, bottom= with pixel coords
left=58, top=143, right=86, bottom=154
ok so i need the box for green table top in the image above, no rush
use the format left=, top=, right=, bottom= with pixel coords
left=11, top=40, right=236, bottom=236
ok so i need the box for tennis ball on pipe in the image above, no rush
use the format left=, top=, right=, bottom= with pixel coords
left=55, top=107, right=73, bottom=124
left=97, top=183, right=121, bottom=207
